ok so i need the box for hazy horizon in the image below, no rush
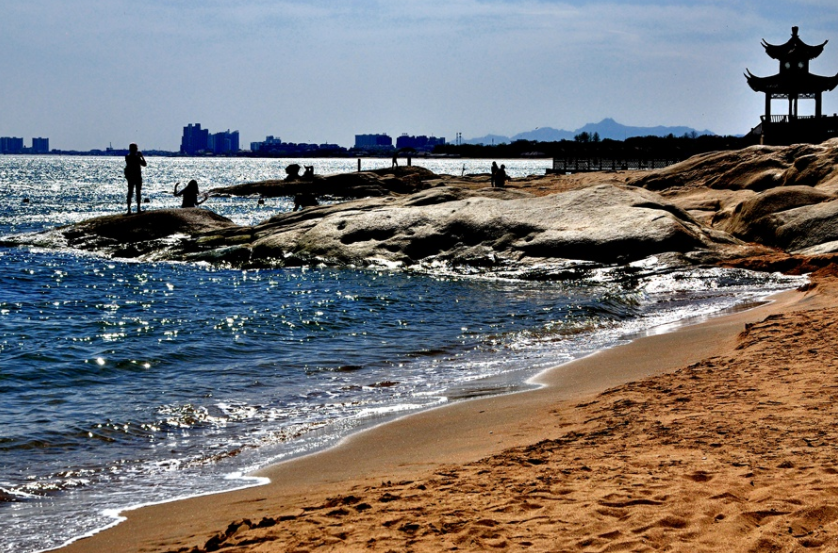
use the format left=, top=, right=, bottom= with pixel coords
left=3, top=1, right=838, bottom=150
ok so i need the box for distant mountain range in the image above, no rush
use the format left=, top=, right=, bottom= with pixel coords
left=466, top=118, right=716, bottom=145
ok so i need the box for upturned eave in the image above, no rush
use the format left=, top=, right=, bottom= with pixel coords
left=745, top=69, right=838, bottom=94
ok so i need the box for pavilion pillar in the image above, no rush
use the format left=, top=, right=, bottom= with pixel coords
left=765, top=94, right=772, bottom=120
left=817, top=92, right=823, bottom=118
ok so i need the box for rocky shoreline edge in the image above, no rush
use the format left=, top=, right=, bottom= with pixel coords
left=7, top=140, right=838, bottom=276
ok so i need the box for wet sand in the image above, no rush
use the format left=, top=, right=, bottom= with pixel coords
left=57, top=272, right=838, bottom=553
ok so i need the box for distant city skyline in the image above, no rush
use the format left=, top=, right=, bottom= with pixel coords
left=0, top=117, right=722, bottom=154
left=0, top=136, right=49, bottom=154
left=3, top=1, right=838, bottom=151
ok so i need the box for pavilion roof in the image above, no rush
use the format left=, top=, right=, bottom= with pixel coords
left=745, top=69, right=838, bottom=94
left=762, top=27, right=827, bottom=61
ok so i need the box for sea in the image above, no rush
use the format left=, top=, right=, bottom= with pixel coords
left=0, top=155, right=803, bottom=553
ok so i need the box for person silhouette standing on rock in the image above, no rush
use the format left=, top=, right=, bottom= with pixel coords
left=491, top=161, right=499, bottom=187
left=124, top=143, right=147, bottom=214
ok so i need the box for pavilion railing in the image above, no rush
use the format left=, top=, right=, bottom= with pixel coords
left=758, top=114, right=838, bottom=144
left=763, top=114, right=819, bottom=123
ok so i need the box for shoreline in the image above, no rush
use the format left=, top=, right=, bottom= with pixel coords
left=28, top=270, right=793, bottom=553
left=54, top=278, right=817, bottom=553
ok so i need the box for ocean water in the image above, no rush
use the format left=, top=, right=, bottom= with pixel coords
left=0, top=156, right=802, bottom=553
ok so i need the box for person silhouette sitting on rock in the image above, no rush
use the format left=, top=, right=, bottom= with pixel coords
left=173, top=180, right=208, bottom=208
left=285, top=164, right=302, bottom=180
left=293, top=192, right=318, bottom=211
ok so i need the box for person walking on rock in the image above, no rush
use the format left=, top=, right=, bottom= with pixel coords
left=124, top=143, right=147, bottom=214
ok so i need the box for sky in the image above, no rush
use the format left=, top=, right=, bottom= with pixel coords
left=2, top=0, right=838, bottom=151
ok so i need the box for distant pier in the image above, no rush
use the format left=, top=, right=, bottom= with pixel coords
left=548, top=157, right=681, bottom=174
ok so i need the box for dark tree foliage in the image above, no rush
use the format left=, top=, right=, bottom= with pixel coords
left=433, top=133, right=757, bottom=160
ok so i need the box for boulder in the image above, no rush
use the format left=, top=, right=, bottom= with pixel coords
left=720, top=186, right=834, bottom=243
left=771, top=200, right=838, bottom=253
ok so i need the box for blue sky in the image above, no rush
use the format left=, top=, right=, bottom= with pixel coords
left=2, top=0, right=838, bottom=150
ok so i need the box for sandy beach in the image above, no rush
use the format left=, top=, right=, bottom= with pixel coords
left=52, top=266, right=838, bottom=552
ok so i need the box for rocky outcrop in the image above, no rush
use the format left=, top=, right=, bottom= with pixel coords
left=630, top=140, right=838, bottom=194
left=4, top=209, right=237, bottom=260
left=6, top=184, right=762, bottom=273
left=209, top=166, right=441, bottom=199
left=15, top=140, right=838, bottom=275
left=626, top=140, right=838, bottom=259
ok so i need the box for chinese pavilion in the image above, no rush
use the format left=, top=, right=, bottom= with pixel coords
left=746, top=26, right=838, bottom=145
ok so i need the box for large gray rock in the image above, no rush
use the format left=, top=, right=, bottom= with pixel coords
left=228, top=184, right=743, bottom=268
left=5, top=183, right=758, bottom=272
left=771, top=200, right=838, bottom=253
left=720, top=186, right=834, bottom=243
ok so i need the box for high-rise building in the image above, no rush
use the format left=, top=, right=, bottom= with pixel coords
left=355, top=134, right=393, bottom=149
left=0, top=137, right=24, bottom=154
left=180, top=124, right=209, bottom=155
left=181, top=124, right=239, bottom=155
left=212, top=132, right=227, bottom=154
left=32, top=137, right=49, bottom=154
left=211, top=130, right=240, bottom=154
left=395, top=134, right=446, bottom=150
